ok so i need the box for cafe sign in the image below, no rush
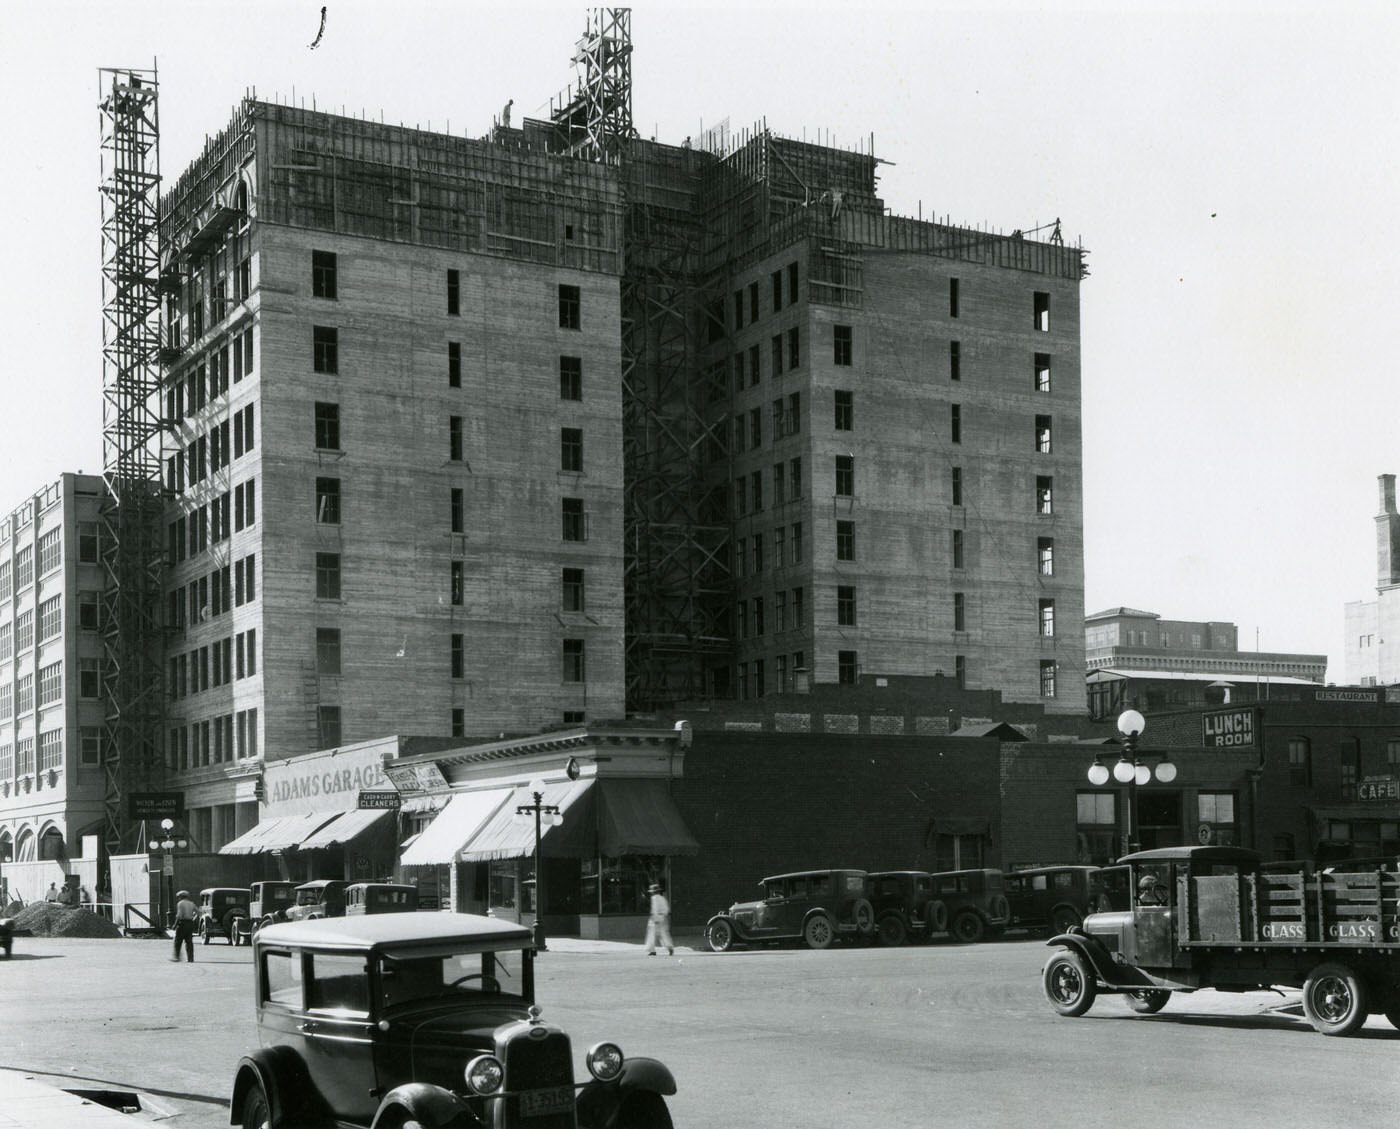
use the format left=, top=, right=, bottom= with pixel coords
left=1357, top=776, right=1400, bottom=802
left=1202, top=708, right=1257, bottom=748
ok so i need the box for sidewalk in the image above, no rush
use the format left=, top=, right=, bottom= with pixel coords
left=0, top=1071, right=168, bottom=1128
left=541, top=927, right=706, bottom=955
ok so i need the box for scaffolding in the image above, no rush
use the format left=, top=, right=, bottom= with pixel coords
left=98, top=66, right=167, bottom=851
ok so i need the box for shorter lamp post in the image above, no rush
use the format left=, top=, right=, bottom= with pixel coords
left=515, top=779, right=562, bottom=953
left=1086, top=709, right=1176, bottom=856
left=148, top=817, right=188, bottom=928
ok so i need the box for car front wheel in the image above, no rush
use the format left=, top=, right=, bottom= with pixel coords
left=803, top=914, right=834, bottom=950
left=1302, top=961, right=1369, bottom=1036
left=1043, top=951, right=1096, bottom=1017
left=241, top=1080, right=271, bottom=1129
left=707, top=920, right=735, bottom=953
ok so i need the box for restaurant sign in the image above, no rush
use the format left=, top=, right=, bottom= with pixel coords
left=1357, top=776, right=1400, bottom=802
left=1202, top=708, right=1257, bottom=748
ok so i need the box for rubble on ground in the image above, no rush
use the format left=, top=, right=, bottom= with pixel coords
left=9, top=900, right=124, bottom=939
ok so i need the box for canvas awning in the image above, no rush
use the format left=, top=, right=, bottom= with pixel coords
left=459, top=780, right=595, bottom=862
left=400, top=788, right=514, bottom=867
left=458, top=779, right=699, bottom=861
left=218, top=812, right=340, bottom=855
left=298, top=807, right=392, bottom=851
left=597, top=779, right=699, bottom=857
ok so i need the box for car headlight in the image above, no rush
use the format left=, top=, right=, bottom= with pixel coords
left=464, top=1054, right=504, bottom=1095
left=586, top=1042, right=624, bottom=1082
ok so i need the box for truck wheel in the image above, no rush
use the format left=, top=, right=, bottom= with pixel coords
left=618, top=1091, right=674, bottom=1129
left=1384, top=998, right=1400, bottom=1031
left=1043, top=951, right=1096, bottom=1017
left=803, top=914, right=834, bottom=950
left=1051, top=907, right=1082, bottom=934
left=1302, top=962, right=1369, bottom=1036
left=707, top=920, right=735, bottom=953
left=876, top=914, right=907, bottom=947
left=951, top=910, right=985, bottom=943
left=1126, top=989, right=1170, bottom=1014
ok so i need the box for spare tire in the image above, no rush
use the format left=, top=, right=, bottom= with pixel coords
left=850, top=898, right=875, bottom=935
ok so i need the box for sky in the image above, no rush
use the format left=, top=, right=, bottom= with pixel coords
left=2, top=1, right=1397, bottom=683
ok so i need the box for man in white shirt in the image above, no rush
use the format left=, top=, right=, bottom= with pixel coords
left=644, top=883, right=673, bottom=956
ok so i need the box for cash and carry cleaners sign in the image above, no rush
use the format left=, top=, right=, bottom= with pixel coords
left=1202, top=708, right=1257, bottom=748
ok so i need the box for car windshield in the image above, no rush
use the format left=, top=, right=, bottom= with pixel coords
left=379, top=947, right=526, bottom=1010
left=296, top=889, right=322, bottom=906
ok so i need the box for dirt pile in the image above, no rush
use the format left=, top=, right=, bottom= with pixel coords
left=10, top=901, right=124, bottom=939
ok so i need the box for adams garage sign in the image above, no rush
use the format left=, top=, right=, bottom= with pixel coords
left=1202, top=708, right=1258, bottom=748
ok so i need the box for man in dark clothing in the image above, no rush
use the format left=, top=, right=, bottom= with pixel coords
left=172, top=891, right=199, bottom=962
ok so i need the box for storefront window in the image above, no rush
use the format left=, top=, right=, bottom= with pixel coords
left=599, top=855, right=664, bottom=915
left=489, top=859, right=517, bottom=910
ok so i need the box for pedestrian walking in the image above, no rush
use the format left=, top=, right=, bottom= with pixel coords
left=171, top=890, right=198, bottom=962
left=644, top=882, right=673, bottom=956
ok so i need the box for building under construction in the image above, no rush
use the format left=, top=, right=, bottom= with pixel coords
left=49, top=10, right=1089, bottom=853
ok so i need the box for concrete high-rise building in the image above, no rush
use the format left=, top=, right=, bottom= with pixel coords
left=149, top=24, right=1088, bottom=846
left=1344, top=473, right=1400, bottom=687
left=0, top=475, right=112, bottom=870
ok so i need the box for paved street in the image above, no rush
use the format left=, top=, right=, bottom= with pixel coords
left=2, top=930, right=1397, bottom=1128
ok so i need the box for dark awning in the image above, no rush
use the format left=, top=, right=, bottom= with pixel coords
left=597, top=779, right=699, bottom=856
left=299, top=807, right=392, bottom=851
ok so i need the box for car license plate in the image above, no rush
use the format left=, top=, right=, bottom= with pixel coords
left=519, top=1085, right=573, bottom=1117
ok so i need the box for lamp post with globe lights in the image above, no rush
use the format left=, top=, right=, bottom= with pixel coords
left=1086, top=710, right=1176, bottom=856
left=515, top=778, right=563, bottom=952
left=148, top=817, right=188, bottom=927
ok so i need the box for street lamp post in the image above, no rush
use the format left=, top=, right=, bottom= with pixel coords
left=1086, top=709, right=1176, bottom=857
left=147, top=817, right=188, bottom=928
left=515, top=778, right=562, bottom=953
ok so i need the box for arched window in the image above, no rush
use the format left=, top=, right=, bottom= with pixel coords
left=235, top=180, right=249, bottom=214
left=0, top=830, right=12, bottom=861
left=14, top=828, right=36, bottom=861
left=38, top=826, right=65, bottom=861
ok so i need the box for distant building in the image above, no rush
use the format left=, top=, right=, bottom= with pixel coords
left=1084, top=607, right=1325, bottom=720
left=0, top=474, right=111, bottom=866
left=1344, top=473, right=1400, bottom=687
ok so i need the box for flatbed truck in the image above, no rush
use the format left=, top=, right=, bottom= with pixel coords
left=1042, top=845, right=1399, bottom=1036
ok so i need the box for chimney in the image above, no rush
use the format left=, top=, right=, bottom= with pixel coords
left=1379, top=474, right=1400, bottom=586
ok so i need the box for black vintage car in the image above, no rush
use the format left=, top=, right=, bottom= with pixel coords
left=867, top=871, right=949, bottom=946
left=0, top=913, right=13, bottom=958
left=1004, top=865, right=1103, bottom=934
left=284, top=879, right=348, bottom=923
left=344, top=882, right=418, bottom=915
left=198, top=887, right=252, bottom=946
left=929, top=868, right=1011, bottom=943
left=230, top=914, right=677, bottom=1129
left=706, top=869, right=875, bottom=951
left=249, top=880, right=297, bottom=932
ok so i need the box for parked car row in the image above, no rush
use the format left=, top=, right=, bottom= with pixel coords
left=199, top=880, right=419, bottom=946
left=706, top=864, right=1123, bottom=952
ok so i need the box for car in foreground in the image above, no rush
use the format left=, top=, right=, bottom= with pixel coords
left=230, top=913, right=677, bottom=1128
left=198, top=887, right=252, bottom=946
left=706, top=868, right=875, bottom=951
left=1004, top=865, right=1102, bottom=934
left=929, top=868, right=1011, bottom=942
left=867, top=871, right=948, bottom=946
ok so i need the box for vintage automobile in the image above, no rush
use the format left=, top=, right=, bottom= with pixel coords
left=344, top=882, right=419, bottom=915
left=247, top=880, right=298, bottom=936
left=0, top=912, right=13, bottom=958
left=867, top=871, right=948, bottom=946
left=1004, top=865, right=1103, bottom=934
left=230, top=913, right=677, bottom=1129
left=928, top=868, right=1011, bottom=943
left=1088, top=864, right=1131, bottom=913
left=198, top=887, right=252, bottom=946
left=283, top=879, right=348, bottom=923
left=706, top=868, right=875, bottom=951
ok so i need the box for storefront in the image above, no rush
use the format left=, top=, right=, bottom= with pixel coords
left=384, top=726, right=699, bottom=940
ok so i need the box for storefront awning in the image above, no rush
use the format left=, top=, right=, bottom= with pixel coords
left=298, top=807, right=392, bottom=851
left=401, top=788, right=514, bottom=867
left=459, top=780, right=595, bottom=862
left=597, top=779, right=699, bottom=857
left=218, top=812, right=340, bottom=855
